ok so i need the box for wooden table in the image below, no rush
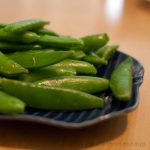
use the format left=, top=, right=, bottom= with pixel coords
left=0, top=0, right=150, bottom=149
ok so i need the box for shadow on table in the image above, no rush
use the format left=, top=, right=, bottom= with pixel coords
left=0, top=115, right=127, bottom=150
left=138, top=0, right=150, bottom=10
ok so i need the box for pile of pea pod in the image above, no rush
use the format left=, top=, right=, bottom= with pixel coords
left=0, top=19, right=133, bottom=114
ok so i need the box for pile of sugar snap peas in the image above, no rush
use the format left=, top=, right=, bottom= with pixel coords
left=0, top=19, right=133, bottom=114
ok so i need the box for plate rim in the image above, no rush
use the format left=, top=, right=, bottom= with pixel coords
left=0, top=86, right=140, bottom=128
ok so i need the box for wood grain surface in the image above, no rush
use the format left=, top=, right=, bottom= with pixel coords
left=0, top=0, right=149, bottom=150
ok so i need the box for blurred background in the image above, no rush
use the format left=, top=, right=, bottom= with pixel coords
left=0, top=0, right=150, bottom=57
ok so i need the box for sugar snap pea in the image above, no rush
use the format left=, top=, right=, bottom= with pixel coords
left=7, top=50, right=74, bottom=69
left=110, top=57, right=133, bottom=101
left=70, top=50, right=86, bottom=60
left=4, top=19, right=49, bottom=33
left=17, top=66, right=76, bottom=82
left=0, top=30, right=40, bottom=43
left=81, top=33, right=109, bottom=53
left=0, top=42, right=41, bottom=53
left=35, top=76, right=109, bottom=94
left=0, top=90, right=25, bottom=114
left=96, top=45, right=118, bottom=61
left=34, top=28, right=59, bottom=36
left=0, top=78, right=104, bottom=110
left=38, top=35, right=84, bottom=49
left=83, top=53, right=108, bottom=65
left=0, top=23, right=6, bottom=28
left=54, top=59, right=97, bottom=75
left=0, top=52, right=28, bottom=76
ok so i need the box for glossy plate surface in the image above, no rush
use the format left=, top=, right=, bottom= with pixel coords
left=0, top=51, right=144, bottom=128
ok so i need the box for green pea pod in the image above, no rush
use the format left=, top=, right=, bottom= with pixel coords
left=0, top=91, right=25, bottom=114
left=70, top=50, right=86, bottom=60
left=54, top=59, right=97, bottom=75
left=34, top=28, right=59, bottom=36
left=96, top=45, right=118, bottom=61
left=83, top=54, right=108, bottom=65
left=0, top=42, right=41, bottom=53
left=81, top=34, right=109, bottom=53
left=110, top=57, right=133, bottom=101
left=17, top=66, right=76, bottom=82
left=0, top=30, right=40, bottom=43
left=4, top=19, right=49, bottom=33
left=35, top=76, right=109, bottom=94
left=0, top=78, right=104, bottom=111
left=0, top=23, right=6, bottom=28
left=38, top=35, right=84, bottom=49
left=0, top=52, right=28, bottom=76
left=7, top=50, right=73, bottom=69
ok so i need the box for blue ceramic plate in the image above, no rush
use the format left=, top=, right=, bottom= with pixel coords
left=0, top=51, right=144, bottom=128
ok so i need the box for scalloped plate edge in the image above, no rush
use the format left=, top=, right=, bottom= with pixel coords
left=0, top=85, right=141, bottom=129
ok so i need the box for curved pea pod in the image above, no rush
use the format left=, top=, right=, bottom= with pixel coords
left=3, top=19, right=49, bottom=33
left=81, top=33, right=109, bottom=53
left=0, top=78, right=104, bottom=111
left=54, top=59, right=97, bottom=75
left=7, top=50, right=73, bottom=69
left=83, top=54, right=108, bottom=65
left=34, top=28, right=59, bottom=36
left=0, top=91, right=25, bottom=114
left=0, top=30, right=40, bottom=43
left=0, top=52, right=28, bottom=76
left=110, top=57, right=133, bottom=101
left=96, top=45, right=118, bottom=61
left=35, top=76, right=109, bottom=94
left=70, top=50, right=86, bottom=60
left=18, top=66, right=76, bottom=82
left=38, top=35, right=84, bottom=49
left=0, top=42, right=41, bottom=53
